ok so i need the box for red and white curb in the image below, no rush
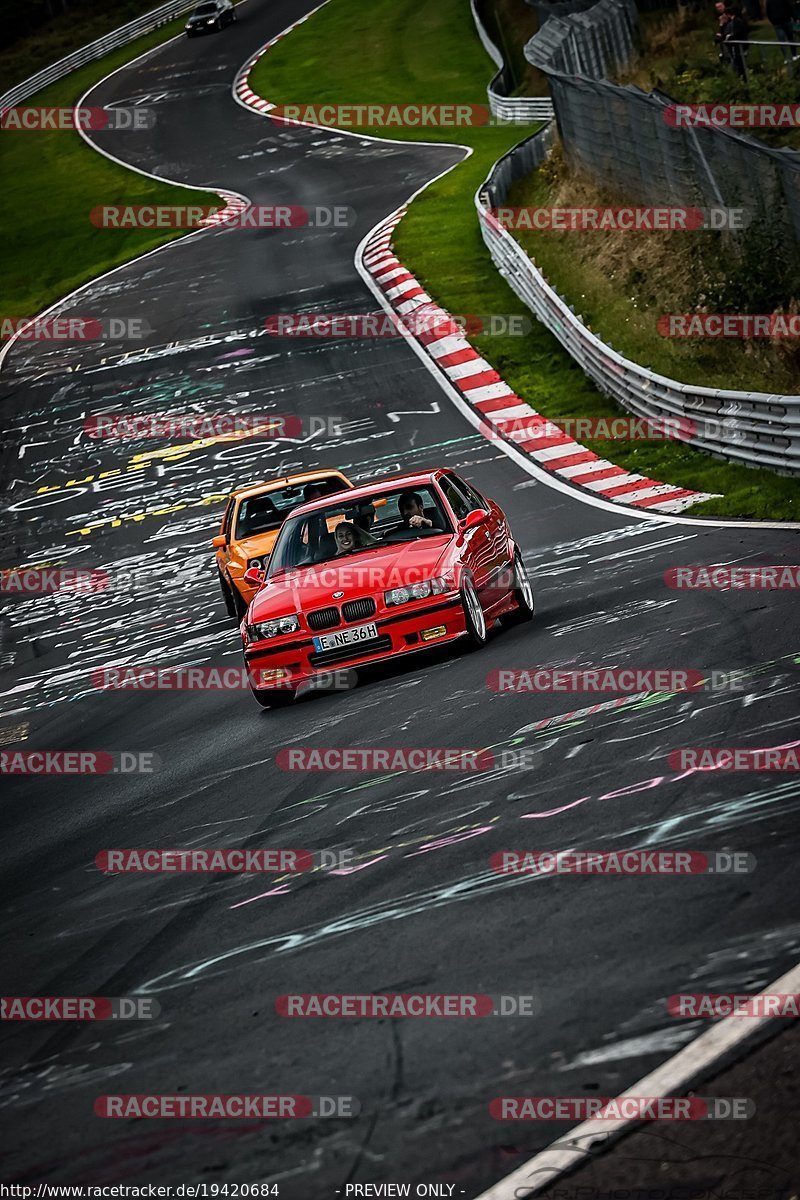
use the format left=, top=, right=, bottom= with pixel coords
left=199, top=191, right=250, bottom=227
left=231, top=10, right=717, bottom=517
left=363, top=212, right=716, bottom=514
left=233, top=6, right=328, bottom=119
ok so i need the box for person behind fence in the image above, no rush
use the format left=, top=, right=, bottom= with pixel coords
left=722, top=1, right=749, bottom=77
left=713, top=1, right=733, bottom=62
left=765, top=0, right=796, bottom=63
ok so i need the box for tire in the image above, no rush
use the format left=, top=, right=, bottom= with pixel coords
left=218, top=570, right=246, bottom=623
left=251, top=687, right=295, bottom=709
left=500, top=548, right=535, bottom=627
left=218, top=569, right=238, bottom=619
left=460, top=575, right=488, bottom=650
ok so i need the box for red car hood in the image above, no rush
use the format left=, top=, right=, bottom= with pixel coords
left=251, top=535, right=452, bottom=619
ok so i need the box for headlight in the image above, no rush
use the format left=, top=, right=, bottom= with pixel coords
left=385, top=576, right=449, bottom=606
left=248, top=557, right=264, bottom=570
left=248, top=614, right=300, bottom=640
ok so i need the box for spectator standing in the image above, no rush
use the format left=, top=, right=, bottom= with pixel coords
left=723, top=2, right=750, bottom=78
left=765, top=0, right=796, bottom=62
left=714, top=1, right=733, bottom=61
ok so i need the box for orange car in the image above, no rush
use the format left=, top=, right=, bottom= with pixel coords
left=213, top=469, right=353, bottom=619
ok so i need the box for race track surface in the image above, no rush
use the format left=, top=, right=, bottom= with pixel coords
left=1, top=0, right=799, bottom=1192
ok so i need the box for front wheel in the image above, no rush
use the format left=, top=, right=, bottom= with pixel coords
left=500, top=548, right=534, bottom=627
left=218, top=569, right=242, bottom=622
left=460, top=576, right=487, bottom=650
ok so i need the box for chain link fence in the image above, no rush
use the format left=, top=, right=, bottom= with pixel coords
left=476, top=128, right=800, bottom=474
left=522, top=0, right=800, bottom=244
left=463, top=0, right=800, bottom=470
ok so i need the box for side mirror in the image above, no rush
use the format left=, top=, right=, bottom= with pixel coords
left=211, top=534, right=227, bottom=549
left=243, top=567, right=266, bottom=587
left=462, top=508, right=488, bottom=531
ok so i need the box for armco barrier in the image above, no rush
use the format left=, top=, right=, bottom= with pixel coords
left=0, top=0, right=200, bottom=108
left=476, top=128, right=800, bottom=474
left=470, top=0, right=554, bottom=122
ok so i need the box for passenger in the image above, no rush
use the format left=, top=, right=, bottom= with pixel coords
left=398, top=491, right=441, bottom=531
left=334, top=521, right=378, bottom=555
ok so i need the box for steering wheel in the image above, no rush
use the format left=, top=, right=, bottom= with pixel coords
left=383, top=525, right=442, bottom=542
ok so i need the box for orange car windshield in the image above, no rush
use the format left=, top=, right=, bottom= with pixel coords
left=234, top=477, right=346, bottom=539
left=267, top=486, right=451, bottom=575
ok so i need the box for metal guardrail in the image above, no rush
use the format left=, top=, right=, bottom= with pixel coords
left=470, top=0, right=554, bottom=122
left=476, top=128, right=800, bottom=475
left=0, top=0, right=198, bottom=108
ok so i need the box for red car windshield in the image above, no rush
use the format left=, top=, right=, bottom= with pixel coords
left=267, top=485, right=451, bottom=575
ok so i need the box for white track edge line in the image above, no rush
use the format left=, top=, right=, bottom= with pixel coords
left=0, top=1, right=257, bottom=376
left=474, top=960, right=800, bottom=1199
left=355, top=209, right=800, bottom=529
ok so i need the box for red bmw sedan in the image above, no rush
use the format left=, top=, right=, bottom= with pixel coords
left=239, top=469, right=534, bottom=707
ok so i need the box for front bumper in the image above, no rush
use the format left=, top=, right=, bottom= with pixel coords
left=243, top=595, right=465, bottom=689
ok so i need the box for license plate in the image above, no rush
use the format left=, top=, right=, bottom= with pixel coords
left=312, top=621, right=379, bottom=652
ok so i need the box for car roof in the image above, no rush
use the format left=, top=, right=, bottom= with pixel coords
left=287, top=468, right=447, bottom=518
left=229, top=469, right=348, bottom=504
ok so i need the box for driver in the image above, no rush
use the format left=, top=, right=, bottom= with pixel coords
left=303, top=481, right=326, bottom=503
left=398, top=491, right=441, bottom=531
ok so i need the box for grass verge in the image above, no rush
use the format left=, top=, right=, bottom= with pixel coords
left=618, top=7, right=800, bottom=151
left=251, top=0, right=800, bottom=519
left=505, top=142, right=800, bottom=396
left=1, top=15, right=218, bottom=321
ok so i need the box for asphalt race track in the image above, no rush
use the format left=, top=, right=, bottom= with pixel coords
left=1, top=0, right=799, bottom=1192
